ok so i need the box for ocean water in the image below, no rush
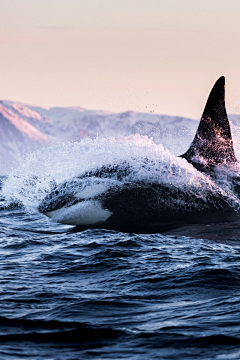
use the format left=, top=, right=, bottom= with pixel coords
left=1, top=136, right=240, bottom=359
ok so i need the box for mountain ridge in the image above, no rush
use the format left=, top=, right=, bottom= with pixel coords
left=1, top=100, right=240, bottom=174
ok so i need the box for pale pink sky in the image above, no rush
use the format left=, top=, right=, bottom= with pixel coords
left=0, top=0, right=240, bottom=118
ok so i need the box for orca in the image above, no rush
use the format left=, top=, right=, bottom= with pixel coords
left=38, top=77, right=240, bottom=233
left=180, top=76, right=237, bottom=172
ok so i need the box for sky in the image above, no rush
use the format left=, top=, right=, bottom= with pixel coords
left=0, top=0, right=240, bottom=118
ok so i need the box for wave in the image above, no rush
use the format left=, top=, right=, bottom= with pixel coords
left=1, top=315, right=240, bottom=353
left=2, top=135, right=240, bottom=215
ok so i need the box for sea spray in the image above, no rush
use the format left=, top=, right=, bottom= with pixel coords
left=2, top=135, right=240, bottom=212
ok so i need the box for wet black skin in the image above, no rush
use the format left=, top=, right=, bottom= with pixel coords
left=38, top=76, right=240, bottom=233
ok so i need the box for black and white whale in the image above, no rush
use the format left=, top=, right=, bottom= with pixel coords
left=38, top=76, right=240, bottom=233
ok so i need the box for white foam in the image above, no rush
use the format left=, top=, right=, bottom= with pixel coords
left=2, top=134, right=240, bottom=212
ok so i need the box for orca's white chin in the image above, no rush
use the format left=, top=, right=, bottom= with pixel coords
left=37, top=76, right=240, bottom=234
left=45, top=200, right=113, bottom=226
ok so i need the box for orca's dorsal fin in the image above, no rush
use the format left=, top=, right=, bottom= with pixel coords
left=180, top=76, right=237, bottom=168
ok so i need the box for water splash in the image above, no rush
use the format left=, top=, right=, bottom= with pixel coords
left=2, top=134, right=240, bottom=212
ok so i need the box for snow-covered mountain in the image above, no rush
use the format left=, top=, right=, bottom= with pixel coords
left=1, top=100, right=240, bottom=174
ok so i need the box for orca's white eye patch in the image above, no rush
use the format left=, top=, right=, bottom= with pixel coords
left=75, top=183, right=110, bottom=200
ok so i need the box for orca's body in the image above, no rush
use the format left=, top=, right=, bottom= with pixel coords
left=38, top=77, right=240, bottom=233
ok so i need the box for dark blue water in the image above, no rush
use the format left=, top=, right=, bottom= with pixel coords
left=1, top=188, right=240, bottom=359
left=2, top=134, right=240, bottom=360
